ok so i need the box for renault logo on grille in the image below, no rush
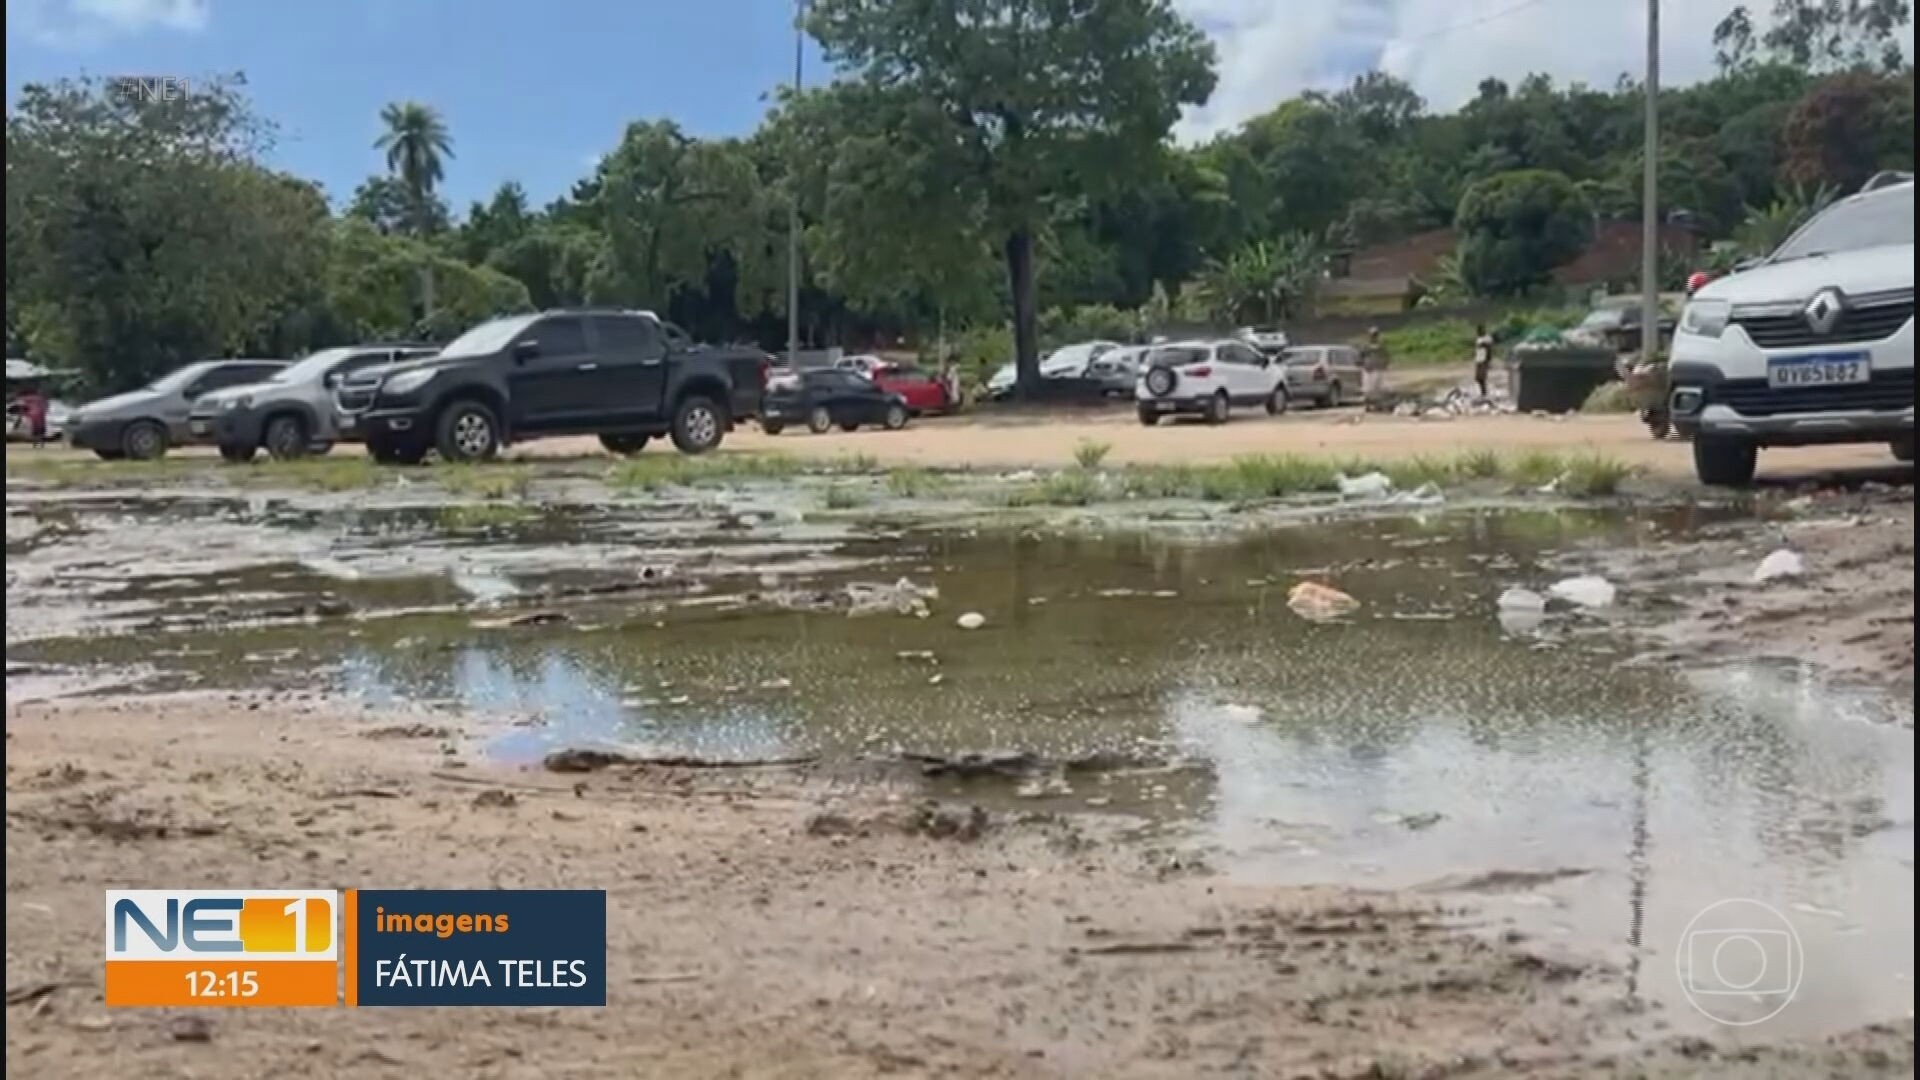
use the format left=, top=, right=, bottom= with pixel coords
left=1803, top=288, right=1846, bottom=335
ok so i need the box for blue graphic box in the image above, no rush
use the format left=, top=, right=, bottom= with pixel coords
left=352, top=889, right=606, bottom=1006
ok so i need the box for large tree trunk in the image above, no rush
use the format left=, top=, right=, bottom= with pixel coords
left=1005, top=227, right=1039, bottom=399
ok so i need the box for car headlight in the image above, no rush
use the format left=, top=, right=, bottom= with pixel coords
left=1678, top=298, right=1730, bottom=338
left=222, top=396, right=250, bottom=411
left=381, top=368, right=437, bottom=396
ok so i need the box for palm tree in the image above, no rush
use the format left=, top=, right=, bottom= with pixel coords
left=374, top=102, right=454, bottom=236
left=1198, top=233, right=1326, bottom=324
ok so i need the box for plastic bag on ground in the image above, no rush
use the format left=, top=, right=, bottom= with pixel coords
left=1752, top=549, right=1805, bottom=584
left=1498, top=587, right=1547, bottom=612
left=1548, top=575, right=1616, bottom=609
left=1288, top=581, right=1360, bottom=621
left=846, top=578, right=939, bottom=618
left=1336, top=471, right=1394, bottom=499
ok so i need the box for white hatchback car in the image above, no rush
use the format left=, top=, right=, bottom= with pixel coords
left=1135, top=340, right=1289, bottom=425
left=1669, top=175, right=1914, bottom=485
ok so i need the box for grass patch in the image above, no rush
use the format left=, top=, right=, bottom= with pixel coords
left=438, top=463, right=532, bottom=500
left=1072, top=439, right=1113, bottom=470
left=606, top=453, right=806, bottom=491
left=1379, top=454, right=1458, bottom=490
left=437, top=503, right=539, bottom=530
left=1507, top=449, right=1570, bottom=489
left=885, top=467, right=951, bottom=498
left=822, top=484, right=868, bottom=510
left=1455, top=447, right=1504, bottom=479
left=1005, top=470, right=1103, bottom=507
left=1559, top=453, right=1636, bottom=496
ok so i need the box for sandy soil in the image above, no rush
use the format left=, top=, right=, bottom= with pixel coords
left=4, top=693, right=1912, bottom=1078
left=1601, top=493, right=1916, bottom=699
left=19, top=408, right=1907, bottom=481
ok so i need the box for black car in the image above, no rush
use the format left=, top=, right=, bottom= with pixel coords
left=335, top=309, right=768, bottom=463
left=762, top=368, right=910, bottom=435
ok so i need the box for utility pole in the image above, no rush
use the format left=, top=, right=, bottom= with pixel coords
left=1640, top=0, right=1660, bottom=369
left=787, top=0, right=805, bottom=365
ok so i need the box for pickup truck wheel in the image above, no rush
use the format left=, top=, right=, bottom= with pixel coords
left=807, top=406, right=833, bottom=434
left=122, top=420, right=168, bottom=461
left=883, top=402, right=909, bottom=430
left=1137, top=406, right=1160, bottom=426
left=1205, top=391, right=1230, bottom=426
left=1892, top=434, right=1914, bottom=463
left=218, top=442, right=256, bottom=464
left=599, top=433, right=650, bottom=456
left=264, top=414, right=310, bottom=461
left=762, top=421, right=785, bottom=436
left=1693, top=435, right=1757, bottom=487
left=436, top=400, right=501, bottom=463
left=1266, top=386, right=1290, bottom=416
left=669, top=394, right=726, bottom=455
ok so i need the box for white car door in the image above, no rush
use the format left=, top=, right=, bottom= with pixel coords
left=1222, top=343, right=1265, bottom=398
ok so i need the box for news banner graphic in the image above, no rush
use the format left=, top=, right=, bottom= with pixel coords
left=106, top=889, right=606, bottom=1007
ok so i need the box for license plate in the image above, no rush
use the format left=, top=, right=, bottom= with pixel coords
left=337, top=416, right=356, bottom=432
left=189, top=420, right=210, bottom=435
left=1767, top=352, right=1870, bottom=389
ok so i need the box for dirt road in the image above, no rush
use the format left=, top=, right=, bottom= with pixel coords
left=19, top=407, right=1905, bottom=481
left=6, top=695, right=1911, bottom=1078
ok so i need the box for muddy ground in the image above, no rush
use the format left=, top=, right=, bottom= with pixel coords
left=5, top=445, right=1915, bottom=1077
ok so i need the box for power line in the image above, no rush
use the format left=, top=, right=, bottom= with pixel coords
left=1396, top=0, right=1568, bottom=45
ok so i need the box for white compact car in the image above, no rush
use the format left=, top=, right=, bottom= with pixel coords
left=1669, top=174, right=1914, bottom=485
left=1135, top=339, right=1289, bottom=425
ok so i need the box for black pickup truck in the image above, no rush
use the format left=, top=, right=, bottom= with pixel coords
left=335, top=309, right=768, bottom=463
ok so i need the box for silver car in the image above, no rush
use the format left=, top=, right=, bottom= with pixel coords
left=1280, top=345, right=1365, bottom=408
left=190, top=344, right=435, bottom=462
left=65, top=359, right=288, bottom=460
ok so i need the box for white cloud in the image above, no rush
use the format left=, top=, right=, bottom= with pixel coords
left=1172, top=0, right=1914, bottom=141
left=7, top=0, right=210, bottom=48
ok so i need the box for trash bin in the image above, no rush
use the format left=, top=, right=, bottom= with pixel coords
left=1506, top=344, right=1619, bottom=413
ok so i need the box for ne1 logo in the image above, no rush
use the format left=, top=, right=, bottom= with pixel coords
left=105, top=890, right=340, bottom=1007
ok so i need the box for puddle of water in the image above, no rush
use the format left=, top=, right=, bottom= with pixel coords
left=6, top=494, right=1911, bottom=1037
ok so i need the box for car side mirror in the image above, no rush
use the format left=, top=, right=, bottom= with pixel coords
left=513, top=340, right=541, bottom=364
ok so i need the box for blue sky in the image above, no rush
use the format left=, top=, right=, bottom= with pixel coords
left=8, top=1, right=1862, bottom=218
left=5, top=0, right=822, bottom=211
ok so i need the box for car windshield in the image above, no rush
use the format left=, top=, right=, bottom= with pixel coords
left=1772, top=190, right=1915, bottom=261
left=439, top=315, right=538, bottom=357
left=274, top=347, right=358, bottom=383
left=147, top=362, right=217, bottom=393
left=1146, top=346, right=1208, bottom=367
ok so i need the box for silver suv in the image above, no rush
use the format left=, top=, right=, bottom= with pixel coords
left=190, top=344, right=434, bottom=462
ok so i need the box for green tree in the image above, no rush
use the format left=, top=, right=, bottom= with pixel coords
left=457, top=181, right=532, bottom=264
left=1779, top=70, right=1916, bottom=191
left=6, top=75, right=329, bottom=392
left=1715, top=0, right=1912, bottom=73
left=803, top=0, right=1215, bottom=396
left=374, top=101, right=454, bottom=236
left=1454, top=170, right=1594, bottom=297
left=325, top=219, right=531, bottom=341
left=1195, top=233, right=1324, bottom=324
left=346, top=174, right=447, bottom=236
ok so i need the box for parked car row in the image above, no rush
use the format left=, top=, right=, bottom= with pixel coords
left=1134, top=339, right=1362, bottom=425
left=62, top=308, right=772, bottom=463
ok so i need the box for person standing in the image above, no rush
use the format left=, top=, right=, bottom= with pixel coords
left=1472, top=324, right=1495, bottom=399
left=19, top=387, right=49, bottom=448
left=1360, top=327, right=1392, bottom=409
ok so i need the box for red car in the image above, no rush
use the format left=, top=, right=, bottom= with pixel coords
left=869, top=364, right=951, bottom=414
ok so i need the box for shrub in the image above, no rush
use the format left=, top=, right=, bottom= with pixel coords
left=1073, top=439, right=1113, bottom=470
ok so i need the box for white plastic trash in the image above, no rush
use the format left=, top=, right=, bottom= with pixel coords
left=1548, top=575, right=1616, bottom=609
left=1752, top=549, right=1805, bottom=584
left=1336, top=471, right=1394, bottom=499
left=956, top=612, right=987, bottom=630
left=1497, top=587, right=1547, bottom=612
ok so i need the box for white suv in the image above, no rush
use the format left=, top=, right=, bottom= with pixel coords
left=1669, top=176, right=1914, bottom=485
left=1135, top=339, right=1289, bottom=425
